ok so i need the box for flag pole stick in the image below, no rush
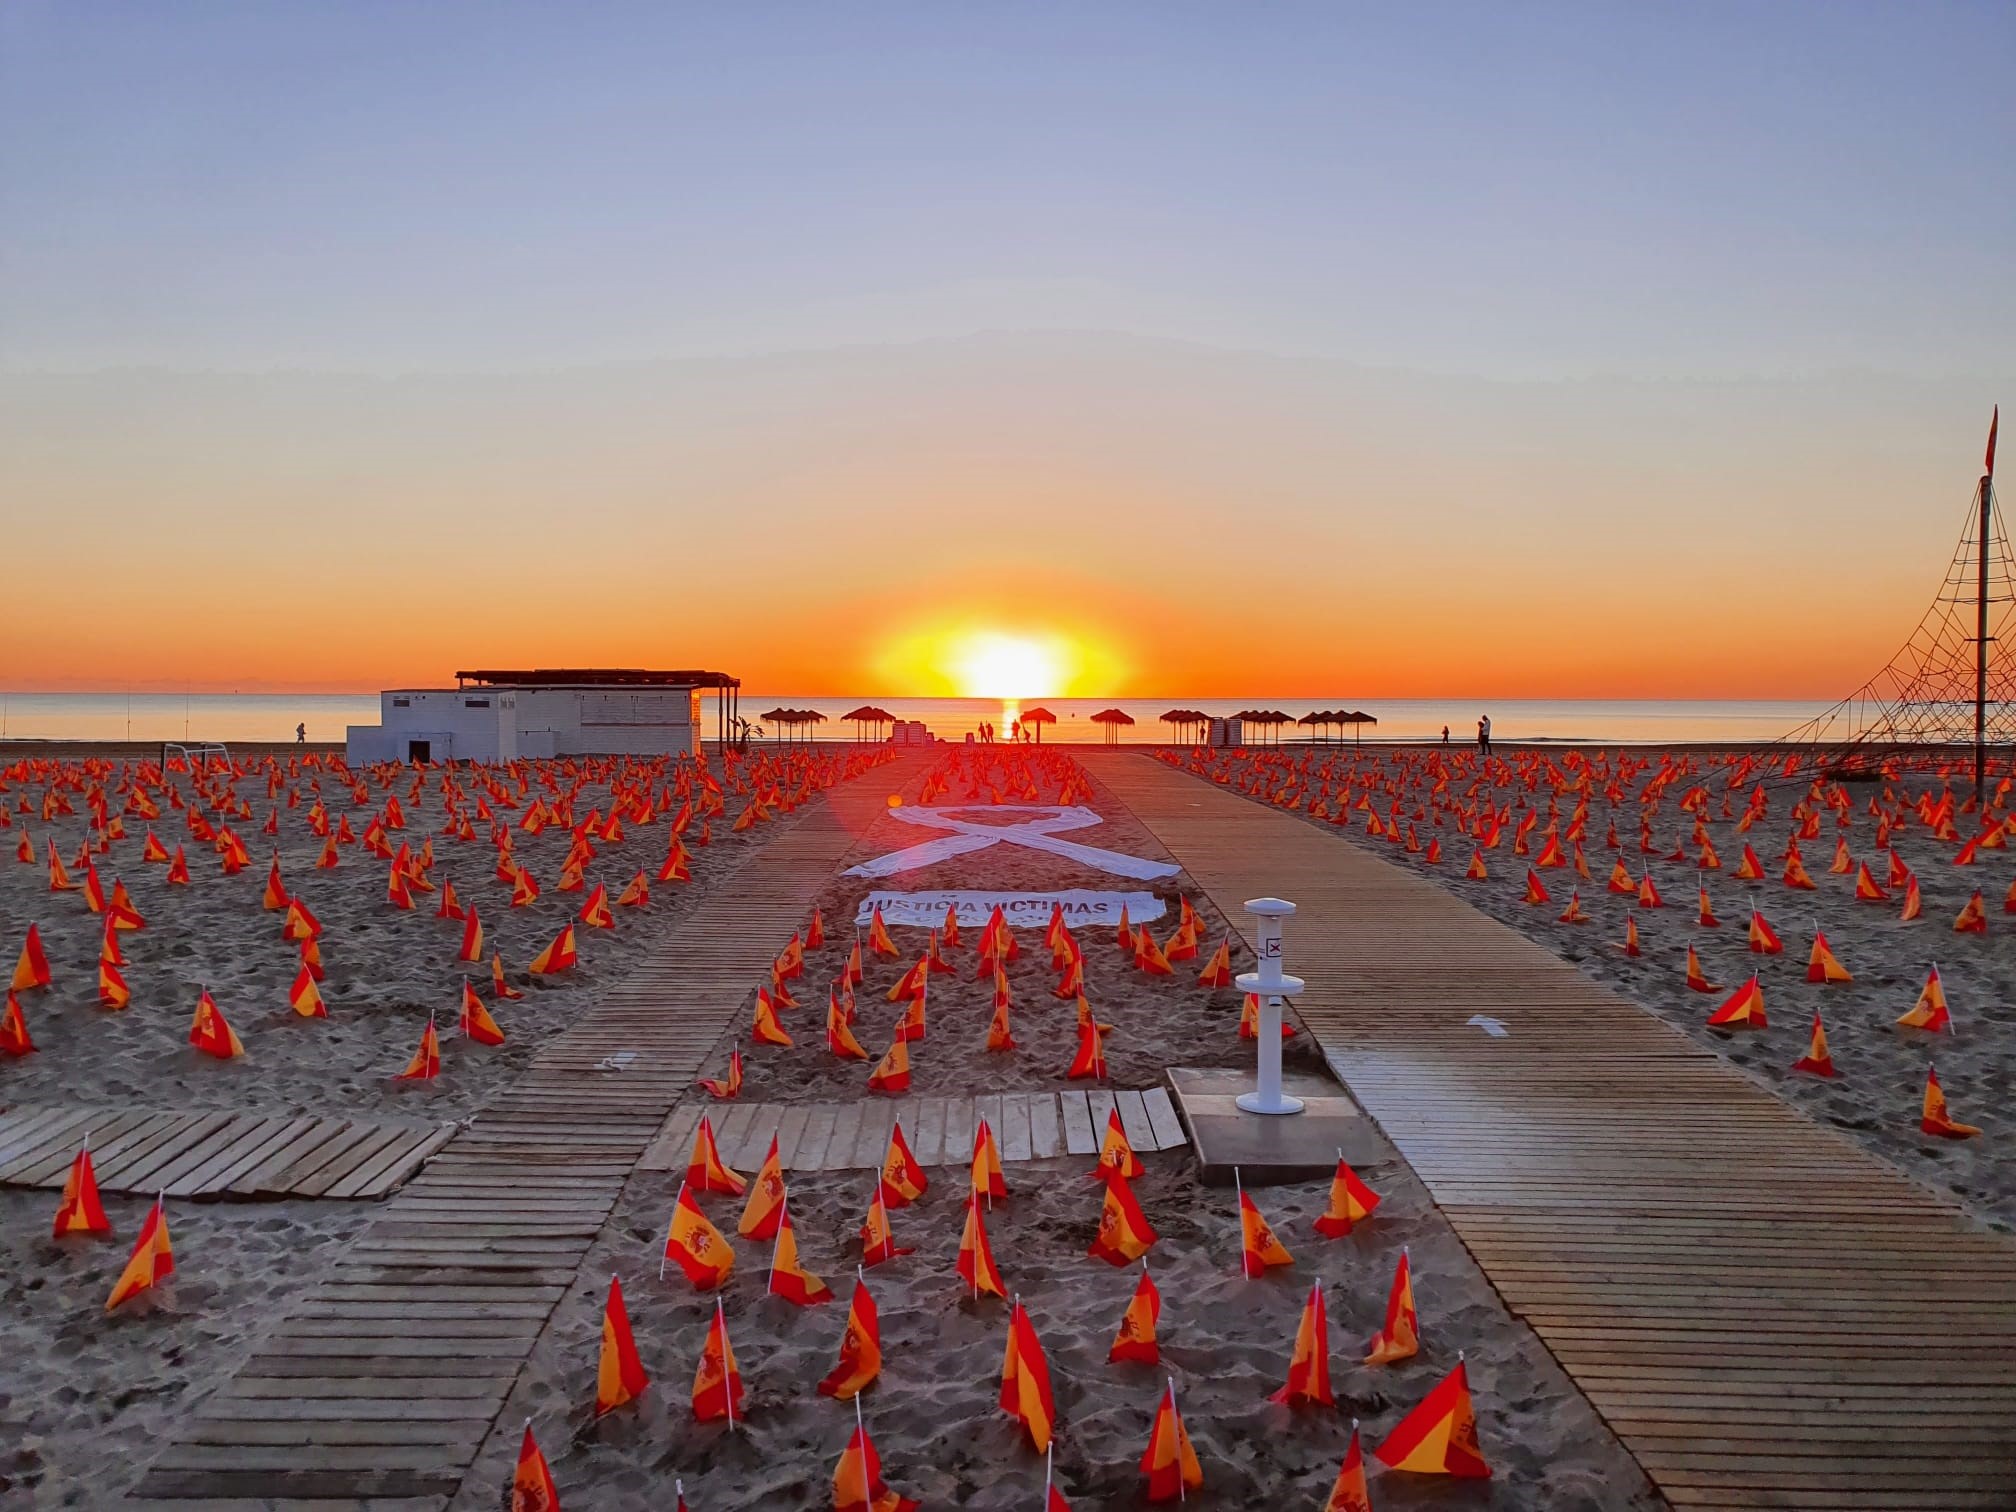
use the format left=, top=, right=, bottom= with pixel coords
left=1169, top=1377, right=1185, bottom=1503
left=854, top=1395, right=870, bottom=1494
left=768, top=1192, right=785, bottom=1297
left=717, top=1297, right=734, bottom=1432
left=1234, top=1166, right=1250, bottom=1278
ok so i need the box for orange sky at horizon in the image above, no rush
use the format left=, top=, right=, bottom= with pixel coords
left=0, top=344, right=1993, bottom=704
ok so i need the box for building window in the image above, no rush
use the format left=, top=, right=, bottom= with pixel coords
left=465, top=699, right=491, bottom=708
left=392, top=697, right=411, bottom=708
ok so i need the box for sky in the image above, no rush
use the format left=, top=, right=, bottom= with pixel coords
left=2, top=2, right=2012, bottom=699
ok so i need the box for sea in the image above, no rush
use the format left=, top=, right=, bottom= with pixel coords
left=0, top=693, right=1835, bottom=747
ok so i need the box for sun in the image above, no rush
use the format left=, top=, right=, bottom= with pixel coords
left=950, top=631, right=1063, bottom=699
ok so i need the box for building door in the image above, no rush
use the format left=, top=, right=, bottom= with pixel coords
left=407, top=739, right=432, bottom=763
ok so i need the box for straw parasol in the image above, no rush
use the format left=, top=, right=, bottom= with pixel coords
left=1090, top=708, right=1135, bottom=747
left=1297, top=710, right=1331, bottom=744
left=1020, top=707, right=1056, bottom=744
left=1343, top=709, right=1378, bottom=746
left=1160, top=708, right=1208, bottom=745
left=841, top=705, right=894, bottom=742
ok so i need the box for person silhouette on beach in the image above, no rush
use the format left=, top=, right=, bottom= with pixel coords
left=1441, top=725, right=1449, bottom=745
left=1478, top=715, right=1492, bottom=754
left=295, top=722, right=306, bottom=744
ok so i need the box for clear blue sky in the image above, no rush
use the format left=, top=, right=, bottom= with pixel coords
left=3, top=1, right=2010, bottom=379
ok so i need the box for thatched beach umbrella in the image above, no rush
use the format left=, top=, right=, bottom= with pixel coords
left=1297, top=710, right=1330, bottom=744
left=842, top=705, right=893, bottom=742
left=1021, top=707, right=1056, bottom=743
left=1344, top=709, right=1378, bottom=746
left=1160, top=708, right=1204, bottom=745
left=1090, top=708, right=1135, bottom=747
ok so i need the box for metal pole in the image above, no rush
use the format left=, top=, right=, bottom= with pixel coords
left=1979, top=478, right=1991, bottom=798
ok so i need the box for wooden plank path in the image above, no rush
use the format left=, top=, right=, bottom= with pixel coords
left=638, top=1087, right=1185, bottom=1171
left=0, top=1104, right=456, bottom=1200
left=126, top=753, right=929, bottom=1508
left=1087, top=752, right=2016, bottom=1511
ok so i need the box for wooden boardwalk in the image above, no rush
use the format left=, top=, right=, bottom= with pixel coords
left=126, top=754, right=926, bottom=1508
left=639, top=1085, right=1186, bottom=1173
left=0, top=1104, right=455, bottom=1200
left=1089, top=752, right=2016, bottom=1512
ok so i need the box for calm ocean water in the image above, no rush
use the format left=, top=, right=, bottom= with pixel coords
left=0, top=692, right=1832, bottom=746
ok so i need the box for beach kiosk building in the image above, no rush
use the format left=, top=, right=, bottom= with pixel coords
left=345, top=668, right=741, bottom=763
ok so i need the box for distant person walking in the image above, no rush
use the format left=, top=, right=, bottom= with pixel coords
left=1478, top=715, right=1492, bottom=755
left=1441, top=725, right=1449, bottom=745
left=295, top=722, right=306, bottom=744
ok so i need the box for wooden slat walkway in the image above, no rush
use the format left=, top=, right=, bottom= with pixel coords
left=126, top=754, right=928, bottom=1509
left=638, top=1086, right=1185, bottom=1171
left=1088, top=752, right=2016, bottom=1512
left=0, top=1104, right=456, bottom=1200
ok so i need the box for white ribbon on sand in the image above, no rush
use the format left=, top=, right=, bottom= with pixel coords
left=843, top=804, right=1180, bottom=881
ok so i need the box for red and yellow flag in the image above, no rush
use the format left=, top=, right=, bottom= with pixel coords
left=509, top=1423, right=560, bottom=1512
left=459, top=982, right=505, bottom=1045
left=1898, top=965, right=1952, bottom=1032
left=616, top=870, right=650, bottom=908
left=767, top=1199, right=832, bottom=1306
left=1238, top=1187, right=1293, bottom=1277
left=490, top=952, right=525, bottom=1000
left=1372, top=1357, right=1491, bottom=1478
left=738, top=1136, right=787, bottom=1240
left=1196, top=938, right=1233, bottom=987
left=1109, top=1263, right=1162, bottom=1362
left=970, top=1120, right=1008, bottom=1204
left=458, top=908, right=486, bottom=963
left=833, top=1419, right=918, bottom=1512
left=662, top=1182, right=734, bottom=1289
left=1270, top=1279, right=1335, bottom=1406
left=998, top=1300, right=1057, bottom=1450
left=395, top=1017, right=441, bottom=1080
left=1314, top=1157, right=1381, bottom=1238
left=1139, top=1381, right=1204, bottom=1502
left=1748, top=908, right=1783, bottom=954
left=828, top=990, right=869, bottom=1059
left=867, top=905, right=899, bottom=958
left=527, top=924, right=578, bottom=974
left=1088, top=1169, right=1158, bottom=1265
left=1954, top=890, right=1989, bottom=934
left=879, top=1124, right=928, bottom=1207
left=692, top=1299, right=744, bottom=1423
left=1093, top=1109, right=1143, bottom=1181
left=698, top=1050, right=744, bottom=1100
left=1853, top=861, right=1889, bottom=901
left=753, top=988, right=793, bottom=1047
left=105, top=1195, right=174, bottom=1310
left=1806, top=930, right=1851, bottom=983
left=53, top=1146, right=112, bottom=1237
left=289, top=965, right=327, bottom=1018
left=859, top=1187, right=911, bottom=1268
left=189, top=990, right=246, bottom=1059
left=0, top=991, right=34, bottom=1056
left=957, top=1194, right=1007, bottom=1298
left=1791, top=1010, right=1836, bottom=1077
left=1921, top=1065, right=1981, bottom=1138
left=594, top=1274, right=649, bottom=1415
left=867, top=1035, right=910, bottom=1094
left=818, top=1278, right=883, bottom=1398
left=11, top=924, right=52, bottom=991
left=1684, top=944, right=1714, bottom=993
left=685, top=1117, right=747, bottom=1197
left=1706, top=975, right=1766, bottom=1029
left=1323, top=1426, right=1373, bottom=1511
left=98, top=959, right=132, bottom=1010
left=577, top=883, right=614, bottom=929
left=1365, top=1247, right=1420, bottom=1364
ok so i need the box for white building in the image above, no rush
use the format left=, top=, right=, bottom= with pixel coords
left=345, top=669, right=741, bottom=764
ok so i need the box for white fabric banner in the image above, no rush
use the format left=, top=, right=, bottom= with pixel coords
left=854, top=889, right=1166, bottom=931
left=843, top=804, right=1179, bottom=881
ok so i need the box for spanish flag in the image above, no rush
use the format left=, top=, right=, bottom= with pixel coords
left=575, top=883, right=614, bottom=929
left=1954, top=890, right=1989, bottom=934
left=395, top=1017, right=440, bottom=1080
left=1093, top=1108, right=1143, bottom=1181
left=1900, top=876, right=1924, bottom=921
left=1706, top=975, right=1766, bottom=1029
left=458, top=908, right=485, bottom=963
left=11, top=924, right=51, bottom=991
left=957, top=1194, right=1007, bottom=1299
left=594, top=1274, right=649, bottom=1415
left=834, top=1417, right=919, bottom=1512
left=0, top=991, right=34, bottom=1056
left=867, top=1036, right=910, bottom=1095
left=459, top=982, right=505, bottom=1046
left=1322, top=1426, right=1373, bottom=1512
left=289, top=965, right=327, bottom=1019
left=527, top=924, right=577, bottom=974
left=768, top=1197, right=832, bottom=1305
left=1606, top=858, right=1635, bottom=894
left=1556, top=890, right=1588, bottom=923
left=1108, top=1262, right=1161, bottom=1362
left=1748, top=908, right=1783, bottom=954
left=1365, top=1248, right=1420, bottom=1365
left=879, top=1124, right=928, bottom=1206
left=753, top=988, right=793, bottom=1047
left=1066, top=1019, right=1107, bottom=1081
left=692, top=1299, right=744, bottom=1423
left=1920, top=1065, right=1980, bottom=1139
left=1622, top=915, right=1641, bottom=958
left=1238, top=1184, right=1294, bottom=1277
left=828, top=991, right=869, bottom=1059
left=1897, top=966, right=1952, bottom=1032
left=98, top=959, right=132, bottom=1011
left=1523, top=869, right=1549, bottom=905
left=1853, top=861, right=1889, bottom=901
left=105, top=1194, right=174, bottom=1310
left=1684, top=945, right=1714, bottom=993
left=262, top=858, right=289, bottom=911
left=859, top=1186, right=911, bottom=1268
left=435, top=879, right=464, bottom=921
left=867, top=906, right=899, bottom=958
left=1139, top=1381, right=1204, bottom=1502
left=491, top=952, right=525, bottom=1000
left=998, top=1300, right=1057, bottom=1450
left=1088, top=1168, right=1158, bottom=1265
left=1806, top=930, right=1852, bottom=984
left=738, top=1136, right=787, bottom=1240
left=971, top=1121, right=1008, bottom=1204
left=1371, top=1357, right=1490, bottom=1477
left=685, top=1117, right=746, bottom=1197
left=698, top=1050, right=744, bottom=1100
left=1197, top=938, right=1233, bottom=987
left=1314, top=1157, right=1380, bottom=1238
left=1734, top=843, right=1764, bottom=880
left=806, top=905, right=825, bottom=950
left=1464, top=851, right=1488, bottom=881
left=189, top=990, right=246, bottom=1059
left=661, top=1181, right=734, bottom=1289
left=616, top=870, right=650, bottom=908
left=818, top=1277, right=882, bottom=1398
left=1791, top=1011, right=1836, bottom=1077
left=53, top=1145, right=111, bottom=1237
left=1269, top=1279, right=1335, bottom=1406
